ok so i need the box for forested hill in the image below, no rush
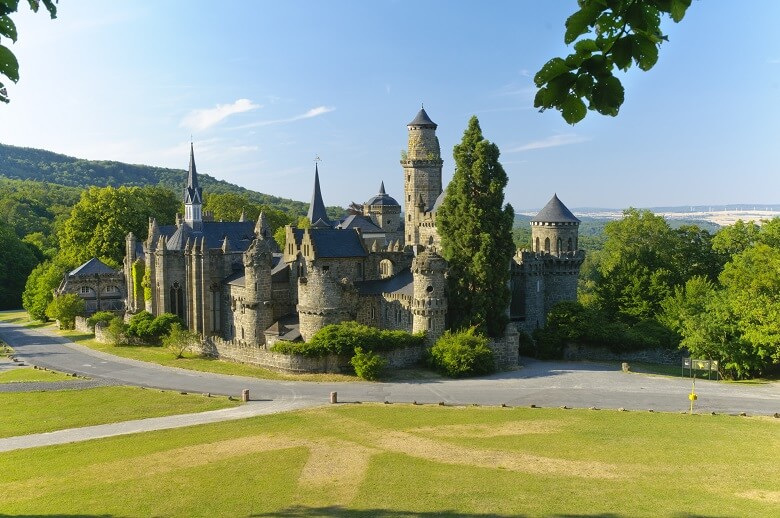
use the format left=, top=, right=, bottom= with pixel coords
left=0, top=143, right=315, bottom=216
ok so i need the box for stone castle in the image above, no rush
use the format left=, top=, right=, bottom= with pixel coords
left=121, top=108, right=584, bottom=365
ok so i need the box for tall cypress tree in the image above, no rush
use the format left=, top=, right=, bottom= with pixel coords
left=436, top=116, right=515, bottom=337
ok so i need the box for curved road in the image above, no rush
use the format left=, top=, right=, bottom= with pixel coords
left=1, top=323, right=778, bottom=416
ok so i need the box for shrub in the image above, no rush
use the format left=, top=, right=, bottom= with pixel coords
left=127, top=311, right=155, bottom=341
left=148, top=313, right=183, bottom=338
left=163, top=323, right=200, bottom=359
left=350, top=347, right=386, bottom=380
left=45, top=293, right=86, bottom=330
left=429, top=328, right=494, bottom=378
left=105, top=316, right=128, bottom=345
left=87, top=311, right=115, bottom=330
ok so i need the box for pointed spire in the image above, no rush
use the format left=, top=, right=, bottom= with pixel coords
left=238, top=209, right=247, bottom=222
left=371, top=240, right=379, bottom=252
left=417, top=193, right=426, bottom=209
left=148, top=217, right=159, bottom=245
left=183, top=142, right=204, bottom=228
left=307, top=162, right=330, bottom=225
left=157, top=234, right=167, bottom=251
left=187, top=142, right=199, bottom=190
left=379, top=181, right=386, bottom=195
left=255, top=211, right=270, bottom=239
left=221, top=235, right=231, bottom=253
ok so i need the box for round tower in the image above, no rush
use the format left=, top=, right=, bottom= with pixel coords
left=401, top=107, right=443, bottom=247
left=530, top=194, right=580, bottom=256
left=241, top=235, right=274, bottom=344
left=411, top=249, right=447, bottom=344
left=297, top=266, right=358, bottom=342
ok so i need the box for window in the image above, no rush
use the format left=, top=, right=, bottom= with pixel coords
left=80, top=286, right=91, bottom=294
left=104, top=285, right=118, bottom=293
left=567, top=238, right=573, bottom=252
left=535, top=237, right=540, bottom=253
left=544, top=237, right=550, bottom=253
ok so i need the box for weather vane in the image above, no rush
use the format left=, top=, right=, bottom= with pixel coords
left=314, top=155, right=321, bottom=163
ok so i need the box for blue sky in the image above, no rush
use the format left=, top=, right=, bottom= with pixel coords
left=2, top=1, right=779, bottom=211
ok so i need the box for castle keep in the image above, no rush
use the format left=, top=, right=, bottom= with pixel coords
left=122, top=108, right=584, bottom=369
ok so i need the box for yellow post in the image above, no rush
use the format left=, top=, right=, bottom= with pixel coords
left=688, top=376, right=697, bottom=414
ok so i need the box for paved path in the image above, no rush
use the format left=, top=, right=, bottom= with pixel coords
left=1, top=321, right=778, bottom=451
left=0, top=399, right=316, bottom=452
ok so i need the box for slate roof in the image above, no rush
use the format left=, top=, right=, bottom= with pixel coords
left=224, top=270, right=245, bottom=287
left=308, top=228, right=368, bottom=258
left=408, top=107, right=437, bottom=128
left=159, top=221, right=257, bottom=251
left=337, top=215, right=384, bottom=234
left=531, top=194, right=580, bottom=224
left=69, top=257, right=118, bottom=277
left=366, top=181, right=400, bottom=207
left=265, top=314, right=301, bottom=342
left=183, top=143, right=203, bottom=205
left=432, top=190, right=446, bottom=213
left=355, top=267, right=413, bottom=296
left=307, top=163, right=330, bottom=225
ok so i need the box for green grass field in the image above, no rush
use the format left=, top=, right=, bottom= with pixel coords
left=0, top=385, right=238, bottom=437
left=0, top=365, right=75, bottom=383
left=1, top=404, right=777, bottom=517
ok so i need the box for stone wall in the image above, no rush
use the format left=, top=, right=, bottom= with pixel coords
left=563, top=344, right=684, bottom=365
left=202, top=335, right=427, bottom=374
left=74, top=316, right=91, bottom=333
left=488, top=324, right=520, bottom=370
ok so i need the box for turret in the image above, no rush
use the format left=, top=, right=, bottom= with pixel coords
left=402, top=107, right=443, bottom=246
left=530, top=194, right=580, bottom=256
left=411, top=249, right=447, bottom=343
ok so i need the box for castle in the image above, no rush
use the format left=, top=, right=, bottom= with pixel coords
left=122, top=108, right=584, bottom=364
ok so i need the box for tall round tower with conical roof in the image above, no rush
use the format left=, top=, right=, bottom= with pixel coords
left=402, top=107, right=443, bottom=246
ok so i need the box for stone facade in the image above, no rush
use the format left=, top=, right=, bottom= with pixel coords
left=56, top=258, right=126, bottom=315
left=120, top=108, right=585, bottom=373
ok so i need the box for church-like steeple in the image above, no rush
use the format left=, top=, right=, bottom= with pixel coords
left=183, top=142, right=203, bottom=229
left=307, top=163, right=330, bottom=226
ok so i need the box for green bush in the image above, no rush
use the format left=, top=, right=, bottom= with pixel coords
left=429, top=328, right=494, bottom=378
left=105, top=316, right=128, bottom=345
left=148, top=313, right=183, bottom=338
left=126, top=311, right=182, bottom=343
left=87, top=311, right=115, bottom=330
left=272, top=321, right=425, bottom=358
left=350, top=347, right=387, bottom=380
left=162, top=323, right=199, bottom=359
left=45, top=293, right=86, bottom=330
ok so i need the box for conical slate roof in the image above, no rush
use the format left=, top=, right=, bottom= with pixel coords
left=531, top=194, right=580, bottom=223
left=307, top=163, right=330, bottom=225
left=407, top=107, right=437, bottom=128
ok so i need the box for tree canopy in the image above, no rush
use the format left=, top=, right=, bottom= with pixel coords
left=436, top=116, right=514, bottom=337
left=535, top=0, right=692, bottom=124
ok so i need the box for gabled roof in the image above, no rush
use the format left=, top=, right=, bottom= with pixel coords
left=159, top=221, right=257, bottom=251
left=69, top=257, right=117, bottom=277
left=531, top=194, right=580, bottom=224
left=408, top=107, right=437, bottom=128
left=355, top=267, right=413, bottom=296
left=307, top=163, right=330, bottom=225
left=337, top=214, right=384, bottom=234
left=432, top=190, right=446, bottom=213
left=308, top=228, right=368, bottom=258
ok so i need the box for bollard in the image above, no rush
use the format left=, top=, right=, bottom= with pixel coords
left=241, top=389, right=250, bottom=402
left=329, top=391, right=338, bottom=404
left=621, top=362, right=630, bottom=373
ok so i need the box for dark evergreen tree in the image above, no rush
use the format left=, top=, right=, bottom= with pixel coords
left=436, top=116, right=514, bottom=337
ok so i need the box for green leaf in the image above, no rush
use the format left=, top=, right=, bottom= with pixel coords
left=547, top=72, right=577, bottom=108
left=574, top=73, right=595, bottom=97
left=611, top=36, right=633, bottom=70
left=564, top=2, right=605, bottom=44
left=632, top=33, right=659, bottom=71
left=0, top=15, right=16, bottom=41
left=533, top=87, right=551, bottom=110
left=0, top=79, right=8, bottom=103
left=574, top=38, right=599, bottom=54
left=669, top=0, right=691, bottom=22
left=0, top=43, right=19, bottom=82
left=562, top=94, right=587, bottom=125
left=533, top=57, right=572, bottom=87
left=590, top=75, right=624, bottom=116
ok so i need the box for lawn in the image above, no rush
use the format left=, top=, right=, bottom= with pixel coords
left=1, top=404, right=777, bottom=516
left=0, top=365, right=75, bottom=383
left=0, top=385, right=238, bottom=437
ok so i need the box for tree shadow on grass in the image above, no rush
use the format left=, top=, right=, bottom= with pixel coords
left=253, top=509, right=728, bottom=518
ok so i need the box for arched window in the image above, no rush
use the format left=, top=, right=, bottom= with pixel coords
left=170, top=281, right=185, bottom=322
left=535, top=237, right=540, bottom=253
left=380, top=259, right=393, bottom=279
left=544, top=237, right=550, bottom=253
left=556, top=238, right=562, bottom=255
left=567, top=238, right=573, bottom=252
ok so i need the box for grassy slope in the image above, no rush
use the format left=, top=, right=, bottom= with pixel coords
left=1, top=404, right=778, bottom=516
left=0, top=385, right=237, bottom=438
left=0, top=367, right=74, bottom=383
